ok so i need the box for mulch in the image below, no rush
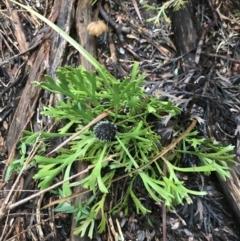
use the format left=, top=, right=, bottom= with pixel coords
left=0, top=0, right=240, bottom=240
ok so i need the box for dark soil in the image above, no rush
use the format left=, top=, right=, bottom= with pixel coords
left=0, top=0, right=240, bottom=240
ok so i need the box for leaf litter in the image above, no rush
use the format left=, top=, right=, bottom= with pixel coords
left=0, top=0, right=240, bottom=240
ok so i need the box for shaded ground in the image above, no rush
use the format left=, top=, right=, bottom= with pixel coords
left=0, top=0, right=240, bottom=240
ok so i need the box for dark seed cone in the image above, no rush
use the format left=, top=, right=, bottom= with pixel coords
left=93, top=121, right=117, bottom=142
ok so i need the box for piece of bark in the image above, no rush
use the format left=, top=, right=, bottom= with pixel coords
left=70, top=1, right=96, bottom=241
left=171, top=2, right=197, bottom=72
left=48, top=0, right=75, bottom=78
left=6, top=39, right=51, bottom=165
left=5, top=0, right=28, bottom=53
left=217, top=163, right=240, bottom=221
left=216, top=137, right=240, bottom=221
left=75, top=0, right=96, bottom=71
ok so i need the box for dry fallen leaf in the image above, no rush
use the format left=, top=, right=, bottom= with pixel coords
left=87, top=20, right=107, bottom=37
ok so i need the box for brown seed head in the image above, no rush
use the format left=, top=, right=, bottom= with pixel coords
left=87, top=20, right=107, bottom=37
